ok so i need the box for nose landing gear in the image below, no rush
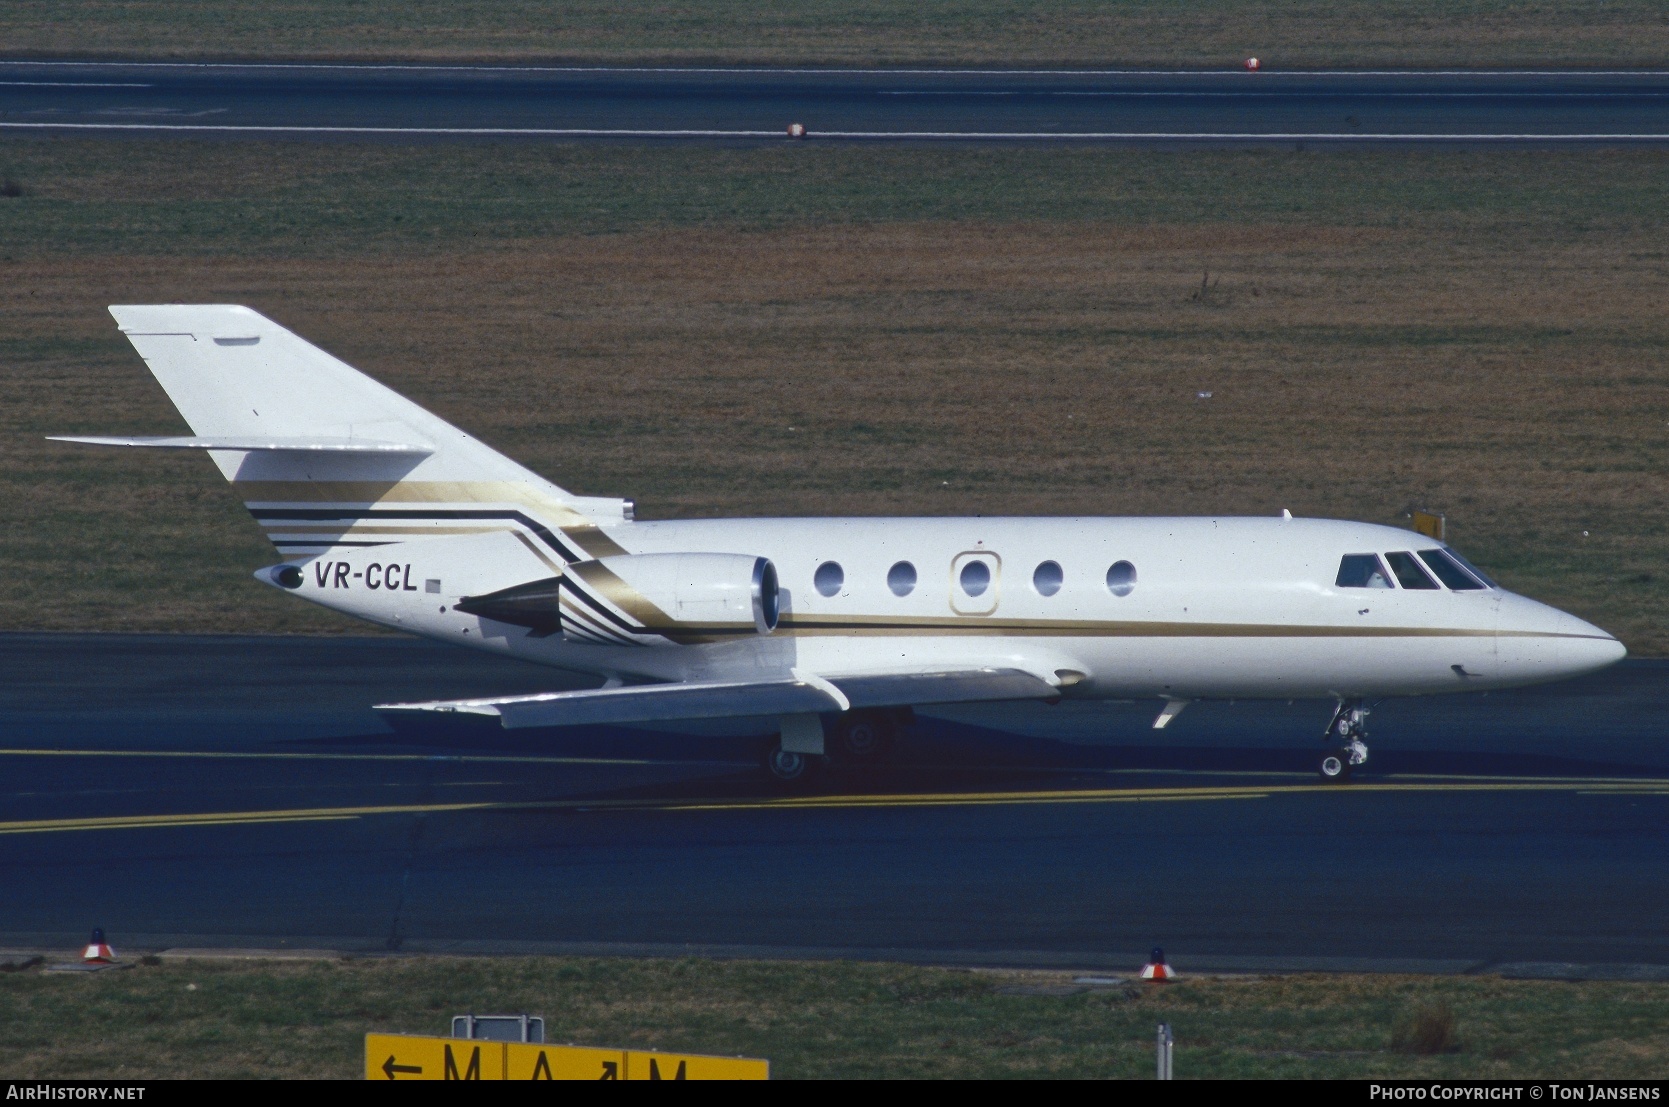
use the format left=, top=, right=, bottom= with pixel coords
left=1319, top=699, right=1370, bottom=782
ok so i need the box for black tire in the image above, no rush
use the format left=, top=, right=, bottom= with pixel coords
left=829, top=711, right=896, bottom=763
left=764, top=746, right=821, bottom=788
left=1318, top=750, right=1352, bottom=783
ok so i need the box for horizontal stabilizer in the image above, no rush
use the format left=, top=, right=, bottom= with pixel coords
left=375, top=667, right=1058, bottom=730
left=48, top=435, right=434, bottom=455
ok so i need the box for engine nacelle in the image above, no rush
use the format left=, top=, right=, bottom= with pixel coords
left=587, top=552, right=780, bottom=636
left=456, top=552, right=779, bottom=645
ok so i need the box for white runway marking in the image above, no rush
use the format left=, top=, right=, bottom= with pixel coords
left=817, top=131, right=1669, bottom=140
left=0, top=81, right=151, bottom=88
left=4, top=61, right=1669, bottom=78
left=1, top=121, right=1664, bottom=142
left=880, top=90, right=1669, bottom=99
left=0, top=122, right=780, bottom=137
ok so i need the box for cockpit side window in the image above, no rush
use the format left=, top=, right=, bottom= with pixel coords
left=1418, top=548, right=1490, bottom=590
left=1385, top=551, right=1440, bottom=590
left=1336, top=553, right=1394, bottom=589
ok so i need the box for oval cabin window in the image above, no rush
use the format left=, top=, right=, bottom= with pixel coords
left=1105, top=560, right=1137, bottom=597
left=814, top=560, right=845, bottom=597
left=960, top=559, right=992, bottom=598
left=1033, top=560, right=1063, bottom=597
left=887, top=561, right=917, bottom=597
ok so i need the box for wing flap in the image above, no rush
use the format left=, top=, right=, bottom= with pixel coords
left=830, top=667, right=1059, bottom=708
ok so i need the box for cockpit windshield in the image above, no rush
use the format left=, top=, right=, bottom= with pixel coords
left=1417, top=548, right=1492, bottom=590
left=1336, top=548, right=1495, bottom=591
left=1385, top=551, right=1440, bottom=589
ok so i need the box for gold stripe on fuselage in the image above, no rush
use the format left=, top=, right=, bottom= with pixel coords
left=233, top=480, right=628, bottom=558
left=646, top=621, right=1567, bottom=647
left=769, top=615, right=1568, bottom=639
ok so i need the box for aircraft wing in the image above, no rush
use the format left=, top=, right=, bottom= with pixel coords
left=375, top=667, right=1058, bottom=730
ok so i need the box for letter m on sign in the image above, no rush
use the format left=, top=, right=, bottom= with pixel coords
left=648, top=1058, right=687, bottom=1080
left=444, top=1043, right=482, bottom=1080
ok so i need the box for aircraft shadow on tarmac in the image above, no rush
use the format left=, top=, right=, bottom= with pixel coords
left=316, top=709, right=1661, bottom=805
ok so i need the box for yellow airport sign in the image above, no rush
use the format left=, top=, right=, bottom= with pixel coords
left=367, top=1033, right=769, bottom=1080
left=368, top=1034, right=501, bottom=1080
left=619, top=1046, right=768, bottom=1080
left=504, top=1043, right=621, bottom=1080
left=1411, top=510, right=1446, bottom=541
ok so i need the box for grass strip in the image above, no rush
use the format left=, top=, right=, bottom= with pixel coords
left=2, top=140, right=1665, bottom=649
left=3, top=140, right=1668, bottom=256
left=2, top=955, right=1667, bottom=1079
left=3, top=2, right=1668, bottom=68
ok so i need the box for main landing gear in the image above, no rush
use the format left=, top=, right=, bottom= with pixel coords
left=763, top=709, right=906, bottom=787
left=828, top=710, right=900, bottom=764
left=764, top=746, right=819, bottom=786
left=1319, top=699, right=1370, bottom=783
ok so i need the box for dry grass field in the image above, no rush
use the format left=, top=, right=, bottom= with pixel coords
left=3, top=955, right=1667, bottom=1079
left=3, top=1, right=1668, bottom=68
left=2, top=139, right=1666, bottom=649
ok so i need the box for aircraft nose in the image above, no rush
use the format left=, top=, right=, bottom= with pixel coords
left=1557, top=612, right=1627, bottom=675
left=1495, top=594, right=1625, bottom=687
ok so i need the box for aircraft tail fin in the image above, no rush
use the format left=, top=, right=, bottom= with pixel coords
left=66, top=305, right=629, bottom=563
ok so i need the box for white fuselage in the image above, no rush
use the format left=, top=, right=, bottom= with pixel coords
left=292, top=514, right=1624, bottom=701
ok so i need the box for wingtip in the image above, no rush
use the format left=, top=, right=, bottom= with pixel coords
left=372, top=700, right=504, bottom=717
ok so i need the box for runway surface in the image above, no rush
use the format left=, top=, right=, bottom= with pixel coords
left=4, top=61, right=1669, bottom=141
left=3, top=633, right=1667, bottom=974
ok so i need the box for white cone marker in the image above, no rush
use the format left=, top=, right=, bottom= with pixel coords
left=82, top=927, right=115, bottom=964
left=1140, top=946, right=1174, bottom=981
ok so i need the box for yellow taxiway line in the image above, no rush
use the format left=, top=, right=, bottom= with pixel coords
left=12, top=749, right=1658, bottom=792
left=659, top=778, right=1669, bottom=812
left=0, top=801, right=498, bottom=836
left=0, top=747, right=688, bottom=767
left=3, top=777, right=1667, bottom=836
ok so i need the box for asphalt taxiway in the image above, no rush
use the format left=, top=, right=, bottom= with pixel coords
left=3, top=633, right=1667, bottom=974
left=3, top=61, right=1669, bottom=141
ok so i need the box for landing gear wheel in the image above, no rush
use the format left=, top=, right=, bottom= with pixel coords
left=1319, top=698, right=1371, bottom=783
left=829, top=711, right=896, bottom=764
left=1319, top=750, right=1352, bottom=782
left=764, top=746, right=822, bottom=789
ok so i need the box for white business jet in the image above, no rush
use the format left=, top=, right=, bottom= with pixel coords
left=55, top=305, right=1625, bottom=783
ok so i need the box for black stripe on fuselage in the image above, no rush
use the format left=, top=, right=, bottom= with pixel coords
left=557, top=592, right=641, bottom=645
left=250, top=508, right=585, bottom=562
